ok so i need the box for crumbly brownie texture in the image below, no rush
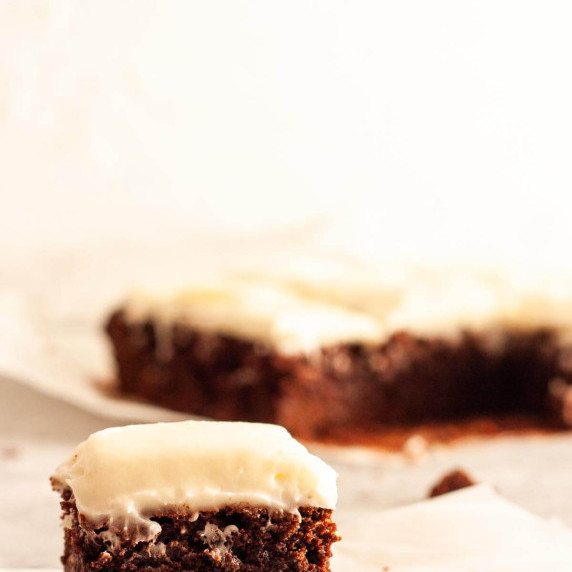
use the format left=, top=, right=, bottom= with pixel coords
left=55, top=486, right=337, bottom=572
left=106, top=311, right=572, bottom=439
left=429, top=469, right=477, bottom=498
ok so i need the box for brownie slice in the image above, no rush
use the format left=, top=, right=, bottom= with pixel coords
left=55, top=486, right=337, bottom=572
left=51, top=421, right=339, bottom=572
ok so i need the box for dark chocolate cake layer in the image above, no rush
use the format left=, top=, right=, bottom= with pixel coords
left=106, top=311, right=572, bottom=439
left=56, top=487, right=337, bottom=572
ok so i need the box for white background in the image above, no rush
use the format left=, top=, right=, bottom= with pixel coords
left=1, top=0, right=572, bottom=266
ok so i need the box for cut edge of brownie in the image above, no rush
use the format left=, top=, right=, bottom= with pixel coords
left=53, top=482, right=339, bottom=572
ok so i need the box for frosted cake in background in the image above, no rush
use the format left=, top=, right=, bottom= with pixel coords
left=106, top=266, right=572, bottom=439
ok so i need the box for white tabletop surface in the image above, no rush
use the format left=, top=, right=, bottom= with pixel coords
left=0, top=377, right=124, bottom=568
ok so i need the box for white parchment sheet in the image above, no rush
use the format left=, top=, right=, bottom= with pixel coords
left=2, top=241, right=572, bottom=570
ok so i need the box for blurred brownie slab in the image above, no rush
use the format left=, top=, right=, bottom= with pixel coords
left=51, top=421, right=338, bottom=571
left=106, top=276, right=572, bottom=439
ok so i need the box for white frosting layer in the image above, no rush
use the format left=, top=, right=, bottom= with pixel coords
left=333, top=485, right=572, bottom=571
left=53, top=421, right=338, bottom=525
left=124, top=267, right=572, bottom=352
left=262, top=264, right=572, bottom=336
left=125, top=281, right=385, bottom=355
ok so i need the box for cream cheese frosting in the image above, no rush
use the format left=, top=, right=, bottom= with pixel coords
left=124, top=281, right=385, bottom=355
left=122, top=267, right=572, bottom=353
left=52, top=421, right=338, bottom=528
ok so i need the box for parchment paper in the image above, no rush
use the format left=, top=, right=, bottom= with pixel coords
left=2, top=240, right=572, bottom=570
